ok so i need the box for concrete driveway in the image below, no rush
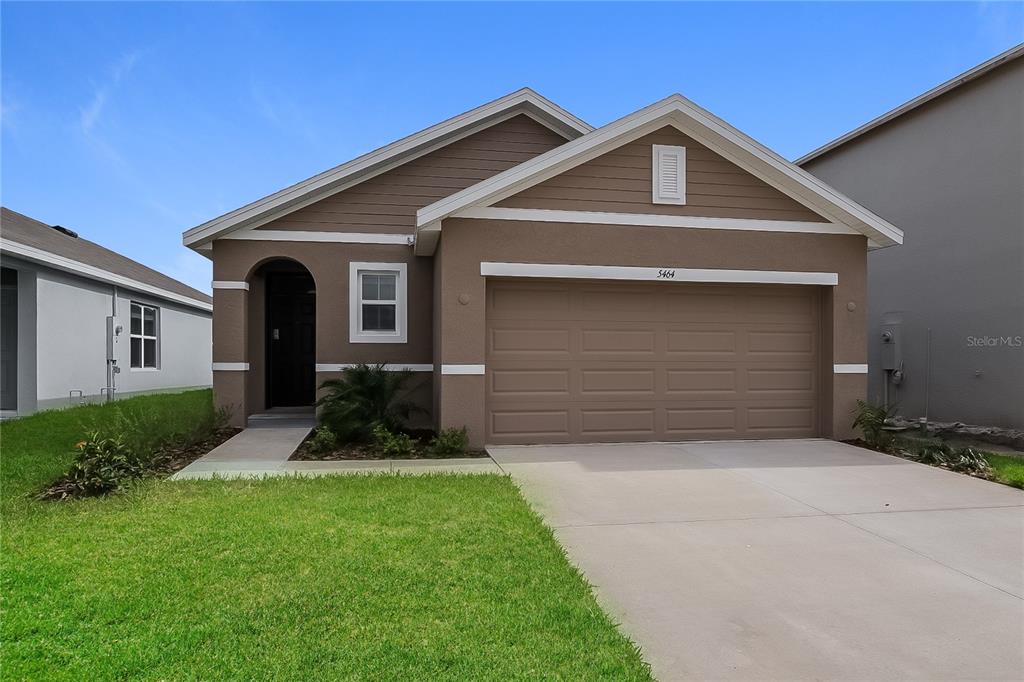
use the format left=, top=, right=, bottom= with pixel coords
left=488, top=439, right=1024, bottom=681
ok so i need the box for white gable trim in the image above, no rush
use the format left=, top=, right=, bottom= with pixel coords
left=225, top=229, right=413, bottom=245
left=415, top=94, right=903, bottom=255
left=183, top=89, right=591, bottom=250
left=452, top=207, right=864, bottom=240
left=1, top=238, right=213, bottom=312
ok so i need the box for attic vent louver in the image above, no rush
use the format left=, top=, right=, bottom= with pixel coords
left=652, top=144, right=686, bottom=205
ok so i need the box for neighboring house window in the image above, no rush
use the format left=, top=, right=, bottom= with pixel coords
left=130, top=302, right=159, bottom=369
left=349, top=262, right=407, bottom=343
left=652, top=144, right=686, bottom=205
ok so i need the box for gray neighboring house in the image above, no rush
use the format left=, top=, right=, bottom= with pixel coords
left=1, top=207, right=213, bottom=416
left=799, top=45, right=1023, bottom=429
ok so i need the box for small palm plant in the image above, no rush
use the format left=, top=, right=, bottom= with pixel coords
left=316, top=363, right=418, bottom=442
left=851, top=400, right=897, bottom=451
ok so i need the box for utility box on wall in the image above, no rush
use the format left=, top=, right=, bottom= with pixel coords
left=106, top=316, right=122, bottom=362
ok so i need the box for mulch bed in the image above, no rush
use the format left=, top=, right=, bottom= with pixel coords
left=843, top=437, right=997, bottom=482
left=39, top=427, right=241, bottom=501
left=290, top=431, right=487, bottom=461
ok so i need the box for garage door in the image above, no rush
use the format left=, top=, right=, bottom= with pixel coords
left=485, top=279, right=821, bottom=444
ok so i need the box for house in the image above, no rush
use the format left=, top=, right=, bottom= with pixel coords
left=1, top=207, right=213, bottom=416
left=183, top=88, right=902, bottom=446
left=799, top=45, right=1023, bottom=430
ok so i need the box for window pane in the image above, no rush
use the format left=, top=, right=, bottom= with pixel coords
left=130, top=337, right=142, bottom=368
left=143, top=339, right=157, bottom=368
left=130, top=305, right=142, bottom=335
left=143, top=307, right=156, bottom=337
left=361, top=273, right=379, bottom=300
left=378, top=274, right=396, bottom=301
left=362, top=304, right=396, bottom=331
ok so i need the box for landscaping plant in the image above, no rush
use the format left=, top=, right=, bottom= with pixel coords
left=429, top=426, right=469, bottom=456
left=913, top=443, right=992, bottom=476
left=307, top=426, right=338, bottom=453
left=316, top=363, right=419, bottom=442
left=852, top=400, right=897, bottom=451
left=62, top=431, right=146, bottom=496
left=372, top=424, right=416, bottom=458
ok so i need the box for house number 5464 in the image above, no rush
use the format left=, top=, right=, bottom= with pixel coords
left=657, top=269, right=676, bottom=279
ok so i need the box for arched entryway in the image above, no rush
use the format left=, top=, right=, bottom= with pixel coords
left=251, top=259, right=316, bottom=408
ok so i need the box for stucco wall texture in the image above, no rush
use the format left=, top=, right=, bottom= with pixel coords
left=803, top=58, right=1023, bottom=428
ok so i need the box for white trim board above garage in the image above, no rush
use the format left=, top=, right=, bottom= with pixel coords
left=415, top=94, right=904, bottom=255
left=480, top=262, right=839, bottom=286
left=182, top=88, right=591, bottom=253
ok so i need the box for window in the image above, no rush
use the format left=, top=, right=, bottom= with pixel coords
left=652, top=144, right=686, bottom=205
left=130, top=302, right=159, bottom=369
left=349, top=262, right=407, bottom=343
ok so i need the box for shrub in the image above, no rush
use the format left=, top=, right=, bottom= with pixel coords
left=852, top=400, right=897, bottom=451
left=64, top=431, right=146, bottom=495
left=914, top=443, right=992, bottom=476
left=372, top=424, right=415, bottom=458
left=307, top=426, right=338, bottom=454
left=317, top=363, right=419, bottom=442
left=429, top=427, right=469, bottom=456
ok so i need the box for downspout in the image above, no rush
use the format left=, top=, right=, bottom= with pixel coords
left=106, top=285, right=119, bottom=402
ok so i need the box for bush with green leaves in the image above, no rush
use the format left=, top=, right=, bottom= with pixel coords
left=307, top=426, right=338, bottom=454
left=851, top=400, right=897, bottom=451
left=64, top=431, right=146, bottom=495
left=317, top=363, right=419, bottom=442
left=429, top=427, right=469, bottom=456
left=914, top=443, right=992, bottom=476
left=372, top=424, right=416, bottom=458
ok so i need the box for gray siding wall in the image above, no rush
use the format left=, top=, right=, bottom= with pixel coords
left=803, top=59, right=1024, bottom=428
left=1, top=255, right=213, bottom=414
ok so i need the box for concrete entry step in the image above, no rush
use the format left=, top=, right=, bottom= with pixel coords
left=247, top=407, right=316, bottom=430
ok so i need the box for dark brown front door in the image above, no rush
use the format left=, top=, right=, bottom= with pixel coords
left=266, top=272, right=316, bottom=407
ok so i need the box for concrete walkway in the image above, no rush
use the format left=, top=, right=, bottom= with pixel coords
left=170, top=413, right=500, bottom=480
left=490, top=439, right=1024, bottom=681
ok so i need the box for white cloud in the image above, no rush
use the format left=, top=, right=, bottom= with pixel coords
left=79, top=51, right=140, bottom=134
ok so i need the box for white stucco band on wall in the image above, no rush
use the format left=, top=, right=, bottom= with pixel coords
left=480, top=262, right=839, bottom=286
left=834, top=364, right=869, bottom=374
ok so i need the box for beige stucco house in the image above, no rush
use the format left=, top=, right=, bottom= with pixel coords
left=183, top=89, right=902, bottom=447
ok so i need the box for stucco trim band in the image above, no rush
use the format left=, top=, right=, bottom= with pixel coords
left=212, top=281, right=250, bottom=290
left=480, top=262, right=839, bottom=286
left=315, top=363, right=433, bottom=372
left=441, top=364, right=486, bottom=375
left=833, top=364, right=869, bottom=374
left=226, top=230, right=414, bottom=245
left=212, top=362, right=250, bottom=371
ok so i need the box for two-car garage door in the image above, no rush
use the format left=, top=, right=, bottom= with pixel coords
left=485, top=279, right=822, bottom=444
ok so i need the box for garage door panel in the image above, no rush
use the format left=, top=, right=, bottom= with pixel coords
left=489, top=285, right=570, bottom=318
left=580, top=408, right=657, bottom=436
left=665, top=407, right=739, bottom=435
left=666, top=369, right=738, bottom=395
left=580, top=369, right=657, bottom=395
left=490, top=409, right=570, bottom=439
left=489, top=327, right=570, bottom=353
left=489, top=369, right=570, bottom=396
left=486, top=279, right=820, bottom=443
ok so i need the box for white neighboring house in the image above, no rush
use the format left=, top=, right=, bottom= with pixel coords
left=1, top=207, right=212, bottom=416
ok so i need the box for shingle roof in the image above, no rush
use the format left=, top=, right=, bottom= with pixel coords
left=1, top=207, right=212, bottom=307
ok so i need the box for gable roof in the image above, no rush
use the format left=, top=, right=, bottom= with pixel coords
left=797, top=43, right=1024, bottom=165
left=1, top=207, right=212, bottom=311
left=414, top=93, right=904, bottom=255
left=182, top=88, right=591, bottom=252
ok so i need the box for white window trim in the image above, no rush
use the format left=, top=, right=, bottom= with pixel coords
left=129, top=302, right=160, bottom=370
left=349, top=262, right=408, bottom=344
left=652, top=144, right=686, bottom=205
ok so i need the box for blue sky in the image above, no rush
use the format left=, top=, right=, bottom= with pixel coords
left=2, top=2, right=1021, bottom=293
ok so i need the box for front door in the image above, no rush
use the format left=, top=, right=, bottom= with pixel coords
left=266, top=272, right=316, bottom=407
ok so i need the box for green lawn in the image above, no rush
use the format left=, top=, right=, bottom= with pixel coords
left=1, top=393, right=651, bottom=680
left=985, top=453, right=1024, bottom=489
